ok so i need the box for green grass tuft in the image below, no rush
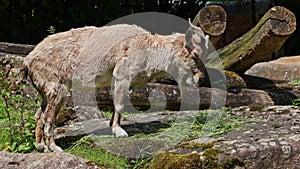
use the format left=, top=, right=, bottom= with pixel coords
left=192, top=109, right=243, bottom=137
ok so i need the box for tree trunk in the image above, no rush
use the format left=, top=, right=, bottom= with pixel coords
left=192, top=5, right=227, bottom=49
left=206, top=6, right=296, bottom=73
left=0, top=42, right=35, bottom=55
left=75, top=83, right=300, bottom=111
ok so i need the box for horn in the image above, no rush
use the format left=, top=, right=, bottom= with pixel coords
left=188, top=18, right=205, bottom=37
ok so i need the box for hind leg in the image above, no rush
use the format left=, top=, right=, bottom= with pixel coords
left=35, top=107, right=46, bottom=151
left=35, top=95, right=48, bottom=152
left=42, top=92, right=63, bottom=152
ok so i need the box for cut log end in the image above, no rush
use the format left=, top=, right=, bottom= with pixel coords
left=195, top=5, right=227, bottom=36
left=269, top=6, right=296, bottom=36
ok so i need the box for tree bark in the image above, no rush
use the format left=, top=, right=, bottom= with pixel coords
left=0, top=42, right=35, bottom=55
left=192, top=5, right=227, bottom=49
left=206, top=6, right=296, bottom=73
left=75, top=83, right=300, bottom=111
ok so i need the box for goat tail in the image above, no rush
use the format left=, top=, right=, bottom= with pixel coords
left=21, top=65, right=29, bottom=79
left=21, top=62, right=39, bottom=91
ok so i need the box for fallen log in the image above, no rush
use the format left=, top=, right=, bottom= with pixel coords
left=206, top=6, right=296, bottom=73
left=192, top=5, right=227, bottom=49
left=70, top=83, right=300, bottom=111
left=0, top=42, right=35, bottom=55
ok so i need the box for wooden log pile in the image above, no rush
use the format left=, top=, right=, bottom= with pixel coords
left=206, top=6, right=296, bottom=73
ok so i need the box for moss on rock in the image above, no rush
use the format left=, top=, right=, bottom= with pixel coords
left=177, top=141, right=216, bottom=150
left=150, top=142, right=225, bottom=169
left=150, top=141, right=245, bottom=169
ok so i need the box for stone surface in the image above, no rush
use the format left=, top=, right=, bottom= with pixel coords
left=0, top=151, right=101, bottom=169
left=214, top=106, right=300, bottom=169
left=55, top=110, right=199, bottom=141
left=55, top=105, right=300, bottom=169
left=171, top=106, right=300, bottom=169
left=245, top=55, right=300, bottom=83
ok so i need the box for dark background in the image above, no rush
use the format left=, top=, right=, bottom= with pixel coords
left=0, top=0, right=298, bottom=55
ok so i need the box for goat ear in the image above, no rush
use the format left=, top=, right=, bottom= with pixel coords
left=185, top=19, right=209, bottom=57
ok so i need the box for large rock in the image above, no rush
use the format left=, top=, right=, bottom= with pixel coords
left=153, top=106, right=300, bottom=169
left=0, top=151, right=101, bottom=169
left=213, top=106, right=300, bottom=169
left=245, top=56, right=300, bottom=83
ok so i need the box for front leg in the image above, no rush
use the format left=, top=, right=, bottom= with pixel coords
left=110, top=78, right=129, bottom=138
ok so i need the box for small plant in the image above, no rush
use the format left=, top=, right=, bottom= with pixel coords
left=101, top=110, right=113, bottom=119
left=293, top=99, right=300, bottom=106
left=47, top=25, right=56, bottom=34
left=0, top=90, right=37, bottom=153
left=127, top=157, right=152, bottom=169
left=292, top=79, right=300, bottom=106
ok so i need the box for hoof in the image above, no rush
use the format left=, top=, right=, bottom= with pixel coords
left=112, top=126, right=129, bottom=138
left=36, top=143, right=46, bottom=152
left=49, top=144, right=63, bottom=152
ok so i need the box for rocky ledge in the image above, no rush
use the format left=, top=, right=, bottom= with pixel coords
left=165, top=106, right=300, bottom=169
left=0, top=151, right=101, bottom=169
